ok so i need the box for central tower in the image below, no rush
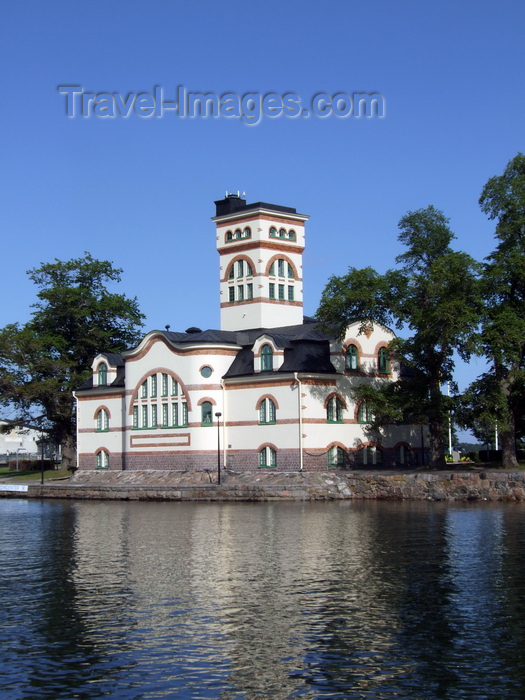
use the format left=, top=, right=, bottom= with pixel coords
left=213, top=194, right=308, bottom=331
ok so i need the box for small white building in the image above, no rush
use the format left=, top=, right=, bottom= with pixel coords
left=0, top=421, right=43, bottom=460
left=75, top=195, right=423, bottom=471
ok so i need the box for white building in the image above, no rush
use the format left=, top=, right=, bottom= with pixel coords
left=75, top=195, right=422, bottom=472
left=0, top=421, right=43, bottom=460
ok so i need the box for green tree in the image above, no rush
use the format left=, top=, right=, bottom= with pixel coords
left=0, top=253, right=145, bottom=469
left=317, top=206, right=480, bottom=469
left=471, top=153, right=525, bottom=466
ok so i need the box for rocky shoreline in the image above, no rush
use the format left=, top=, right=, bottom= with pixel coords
left=2, top=468, right=525, bottom=502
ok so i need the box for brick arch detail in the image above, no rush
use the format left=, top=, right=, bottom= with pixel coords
left=128, top=370, right=191, bottom=414
left=324, top=392, right=347, bottom=410
left=255, top=394, right=280, bottom=411
left=265, top=254, right=300, bottom=279
left=197, top=397, right=216, bottom=407
left=222, top=254, right=256, bottom=282
left=93, top=405, right=112, bottom=420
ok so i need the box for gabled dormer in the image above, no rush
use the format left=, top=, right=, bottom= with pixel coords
left=91, top=353, right=124, bottom=388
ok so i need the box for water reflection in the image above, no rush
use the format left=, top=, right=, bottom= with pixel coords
left=1, top=499, right=525, bottom=698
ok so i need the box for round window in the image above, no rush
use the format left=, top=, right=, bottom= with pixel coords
left=200, top=366, right=212, bottom=378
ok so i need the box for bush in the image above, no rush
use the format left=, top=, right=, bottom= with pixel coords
left=8, top=459, right=53, bottom=472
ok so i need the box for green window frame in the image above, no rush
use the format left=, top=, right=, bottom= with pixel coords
left=98, top=363, right=107, bottom=386
left=279, top=228, right=286, bottom=238
left=269, top=283, right=275, bottom=300
left=162, top=403, right=169, bottom=427
left=141, top=381, right=148, bottom=399
left=259, top=446, right=277, bottom=468
left=246, top=261, right=253, bottom=276
left=235, top=228, right=242, bottom=239
left=278, top=284, right=285, bottom=300
left=357, top=446, right=382, bottom=466
left=201, top=401, right=213, bottom=426
left=244, top=227, right=251, bottom=238
left=151, top=405, right=158, bottom=428
left=162, top=373, right=168, bottom=396
left=132, top=405, right=139, bottom=429
left=238, top=285, right=244, bottom=301
left=96, top=450, right=109, bottom=469
left=228, top=266, right=235, bottom=280
left=327, top=396, right=343, bottom=423
left=287, top=263, right=294, bottom=278
left=172, top=402, right=178, bottom=427
left=288, top=286, right=294, bottom=302
left=277, top=259, right=285, bottom=277
left=171, top=378, right=178, bottom=396
left=259, top=398, right=276, bottom=424
left=345, top=344, right=359, bottom=371
left=261, top=344, right=273, bottom=371
left=229, top=286, right=235, bottom=303
left=141, top=405, right=148, bottom=428
left=181, top=402, right=188, bottom=426
left=96, top=409, right=109, bottom=432
left=270, top=226, right=277, bottom=238
left=327, top=446, right=345, bottom=467
left=246, top=283, right=253, bottom=300
left=151, top=374, right=157, bottom=397
left=269, top=262, right=275, bottom=276
left=378, top=347, right=390, bottom=374
left=357, top=401, right=374, bottom=424
left=237, top=260, right=244, bottom=277
left=226, top=231, right=233, bottom=241
left=288, top=229, right=296, bottom=241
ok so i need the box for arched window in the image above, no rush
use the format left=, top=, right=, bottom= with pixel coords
left=243, top=227, right=251, bottom=238
left=97, top=363, right=107, bottom=386
left=227, top=259, right=254, bottom=303
left=259, top=398, right=276, bottom=424
left=201, top=401, right=213, bottom=426
left=279, top=228, right=286, bottom=238
left=357, top=401, right=374, bottom=424
left=357, top=446, right=382, bottom=466
left=226, top=231, right=233, bottom=241
left=235, top=228, right=242, bottom=239
left=259, top=446, right=277, bottom=468
left=327, top=396, right=343, bottom=423
left=96, top=409, right=109, bottom=432
left=260, top=345, right=273, bottom=371
left=327, top=445, right=345, bottom=467
left=288, top=229, right=296, bottom=241
left=345, top=344, right=359, bottom=371
left=96, top=450, right=109, bottom=469
left=396, top=445, right=411, bottom=466
left=378, top=347, right=390, bottom=374
left=269, top=226, right=277, bottom=237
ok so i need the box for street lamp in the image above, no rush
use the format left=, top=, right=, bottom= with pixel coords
left=215, top=412, right=222, bottom=485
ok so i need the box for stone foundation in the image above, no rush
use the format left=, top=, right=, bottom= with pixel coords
left=3, top=469, right=525, bottom=502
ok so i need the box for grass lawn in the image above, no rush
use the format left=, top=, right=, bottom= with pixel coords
left=0, top=465, right=71, bottom=481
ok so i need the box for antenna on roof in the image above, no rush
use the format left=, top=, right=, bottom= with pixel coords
left=165, top=324, right=170, bottom=331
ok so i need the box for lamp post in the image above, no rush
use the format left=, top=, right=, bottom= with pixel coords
left=40, top=426, right=45, bottom=485
left=215, top=412, right=222, bottom=485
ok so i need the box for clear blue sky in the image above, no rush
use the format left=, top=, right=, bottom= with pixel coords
left=1, top=0, right=524, bottom=402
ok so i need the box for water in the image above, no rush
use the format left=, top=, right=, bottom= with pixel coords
left=1, top=499, right=525, bottom=699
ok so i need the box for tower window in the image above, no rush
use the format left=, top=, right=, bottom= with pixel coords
left=378, top=347, right=390, bottom=374
left=345, top=345, right=359, bottom=371
left=327, top=396, right=343, bottom=423
left=261, top=344, right=273, bottom=371
left=97, top=363, right=107, bottom=386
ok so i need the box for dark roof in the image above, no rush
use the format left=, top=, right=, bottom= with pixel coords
left=214, top=195, right=300, bottom=218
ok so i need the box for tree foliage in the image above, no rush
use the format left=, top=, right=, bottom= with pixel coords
left=317, top=206, right=480, bottom=468
left=0, top=253, right=145, bottom=468
left=469, top=153, right=525, bottom=466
